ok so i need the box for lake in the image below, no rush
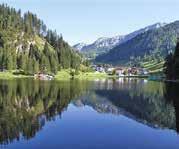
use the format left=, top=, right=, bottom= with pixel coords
left=0, top=78, right=179, bottom=149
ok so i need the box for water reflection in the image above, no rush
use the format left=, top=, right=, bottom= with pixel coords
left=0, top=78, right=178, bottom=145
left=0, top=79, right=90, bottom=145
left=164, top=82, right=179, bottom=132
left=93, top=79, right=176, bottom=130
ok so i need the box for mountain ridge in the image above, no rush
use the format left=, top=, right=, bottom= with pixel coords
left=73, top=22, right=166, bottom=59
left=95, top=21, right=179, bottom=66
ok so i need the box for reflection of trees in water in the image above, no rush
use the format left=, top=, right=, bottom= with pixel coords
left=164, top=82, right=179, bottom=133
left=94, top=79, right=177, bottom=131
left=1, top=78, right=179, bottom=145
left=0, top=79, right=90, bottom=145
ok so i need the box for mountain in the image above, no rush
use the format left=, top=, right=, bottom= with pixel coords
left=0, top=4, right=82, bottom=75
left=73, top=43, right=87, bottom=51
left=74, top=23, right=166, bottom=59
left=95, top=21, right=179, bottom=66
left=73, top=35, right=124, bottom=58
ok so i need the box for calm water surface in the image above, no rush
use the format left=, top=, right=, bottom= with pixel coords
left=0, top=78, right=179, bottom=149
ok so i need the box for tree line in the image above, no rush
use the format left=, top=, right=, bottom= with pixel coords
left=164, top=38, right=179, bottom=80
left=0, top=4, right=84, bottom=75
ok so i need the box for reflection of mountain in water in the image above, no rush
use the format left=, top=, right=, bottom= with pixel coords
left=0, top=78, right=178, bottom=145
left=74, top=79, right=178, bottom=132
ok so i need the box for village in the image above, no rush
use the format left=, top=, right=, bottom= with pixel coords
left=33, top=65, right=149, bottom=81
left=34, top=73, right=54, bottom=80
left=91, top=65, right=149, bottom=77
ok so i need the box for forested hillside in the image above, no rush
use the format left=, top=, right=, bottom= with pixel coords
left=164, top=38, right=179, bottom=80
left=0, top=4, right=83, bottom=75
left=95, top=21, right=179, bottom=67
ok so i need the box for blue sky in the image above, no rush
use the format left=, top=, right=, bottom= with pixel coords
left=0, top=0, right=179, bottom=45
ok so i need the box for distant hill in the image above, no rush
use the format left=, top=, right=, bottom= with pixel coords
left=95, top=21, right=179, bottom=68
left=0, top=4, right=83, bottom=75
left=74, top=23, right=166, bottom=59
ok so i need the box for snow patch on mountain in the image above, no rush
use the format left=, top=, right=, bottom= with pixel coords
left=73, top=43, right=87, bottom=51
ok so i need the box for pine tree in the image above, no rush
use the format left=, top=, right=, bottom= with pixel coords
left=165, top=38, right=179, bottom=80
left=164, top=53, right=173, bottom=80
left=21, top=54, right=28, bottom=73
left=0, top=4, right=83, bottom=74
left=26, top=58, right=34, bottom=74
left=173, top=38, right=179, bottom=79
left=7, top=54, right=13, bottom=70
left=33, top=59, right=39, bottom=73
left=49, top=53, right=58, bottom=74
left=40, top=55, right=50, bottom=73
left=43, top=42, right=50, bottom=57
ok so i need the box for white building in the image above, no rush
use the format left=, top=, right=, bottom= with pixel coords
left=115, top=68, right=125, bottom=76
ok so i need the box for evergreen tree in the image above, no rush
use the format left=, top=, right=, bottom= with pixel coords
left=26, top=58, right=34, bottom=74
left=33, top=60, right=39, bottom=73
left=21, top=54, right=28, bottom=72
left=49, top=53, right=58, bottom=74
left=165, top=38, right=179, bottom=80
left=7, top=54, right=13, bottom=70
left=0, top=4, right=83, bottom=74
left=173, top=38, right=179, bottom=79
left=40, top=55, right=51, bottom=73
left=164, top=53, right=173, bottom=80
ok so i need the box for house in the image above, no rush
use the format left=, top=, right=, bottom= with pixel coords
left=138, top=68, right=149, bottom=75
left=34, top=73, right=54, bottom=80
left=95, top=66, right=105, bottom=73
left=98, top=67, right=105, bottom=73
left=130, top=67, right=138, bottom=75
left=91, top=65, right=105, bottom=73
left=143, top=69, right=149, bottom=75
left=107, top=67, right=115, bottom=75
left=115, top=67, right=125, bottom=76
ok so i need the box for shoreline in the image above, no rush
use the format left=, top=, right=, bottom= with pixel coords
left=0, top=72, right=34, bottom=80
left=3, top=71, right=178, bottom=82
left=165, top=80, right=179, bottom=83
left=0, top=71, right=149, bottom=80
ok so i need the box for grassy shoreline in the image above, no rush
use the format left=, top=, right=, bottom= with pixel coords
left=0, top=72, right=34, bottom=80
left=54, top=70, right=110, bottom=80
left=0, top=70, right=159, bottom=81
left=0, top=70, right=110, bottom=80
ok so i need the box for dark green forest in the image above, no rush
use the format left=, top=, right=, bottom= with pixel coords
left=164, top=38, right=179, bottom=80
left=0, top=4, right=83, bottom=75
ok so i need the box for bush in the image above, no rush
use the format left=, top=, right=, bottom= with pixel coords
left=12, top=70, right=26, bottom=75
